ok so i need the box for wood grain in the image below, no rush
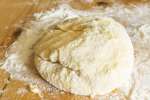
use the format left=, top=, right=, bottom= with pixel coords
left=0, top=0, right=58, bottom=34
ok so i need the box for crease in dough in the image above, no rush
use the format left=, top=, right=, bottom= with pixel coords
left=34, top=16, right=134, bottom=96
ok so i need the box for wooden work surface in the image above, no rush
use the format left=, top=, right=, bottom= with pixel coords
left=0, top=0, right=148, bottom=100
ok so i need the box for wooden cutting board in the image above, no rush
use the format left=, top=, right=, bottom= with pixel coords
left=0, top=0, right=59, bottom=35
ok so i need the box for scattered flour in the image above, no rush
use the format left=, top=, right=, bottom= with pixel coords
left=16, top=88, right=28, bottom=95
left=1, top=2, right=150, bottom=99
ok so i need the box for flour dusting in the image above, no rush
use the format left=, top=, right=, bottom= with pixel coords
left=1, top=3, right=150, bottom=99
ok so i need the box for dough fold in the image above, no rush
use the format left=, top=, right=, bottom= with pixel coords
left=34, top=17, right=134, bottom=95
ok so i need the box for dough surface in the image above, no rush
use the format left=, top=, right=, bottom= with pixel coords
left=34, top=17, right=134, bottom=95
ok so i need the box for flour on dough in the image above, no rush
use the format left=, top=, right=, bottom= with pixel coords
left=34, top=16, right=134, bottom=96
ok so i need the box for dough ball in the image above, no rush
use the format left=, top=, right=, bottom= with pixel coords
left=34, top=17, right=134, bottom=96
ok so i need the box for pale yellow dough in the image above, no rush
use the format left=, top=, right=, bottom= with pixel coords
left=34, top=17, right=134, bottom=96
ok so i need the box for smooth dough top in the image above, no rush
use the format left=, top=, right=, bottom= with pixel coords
left=34, top=17, right=134, bottom=96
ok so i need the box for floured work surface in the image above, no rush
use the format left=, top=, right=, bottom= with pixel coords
left=1, top=1, right=150, bottom=100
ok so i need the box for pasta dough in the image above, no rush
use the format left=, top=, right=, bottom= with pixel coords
left=34, top=17, right=134, bottom=96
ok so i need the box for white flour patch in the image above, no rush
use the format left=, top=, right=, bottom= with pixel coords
left=16, top=88, right=28, bottom=95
